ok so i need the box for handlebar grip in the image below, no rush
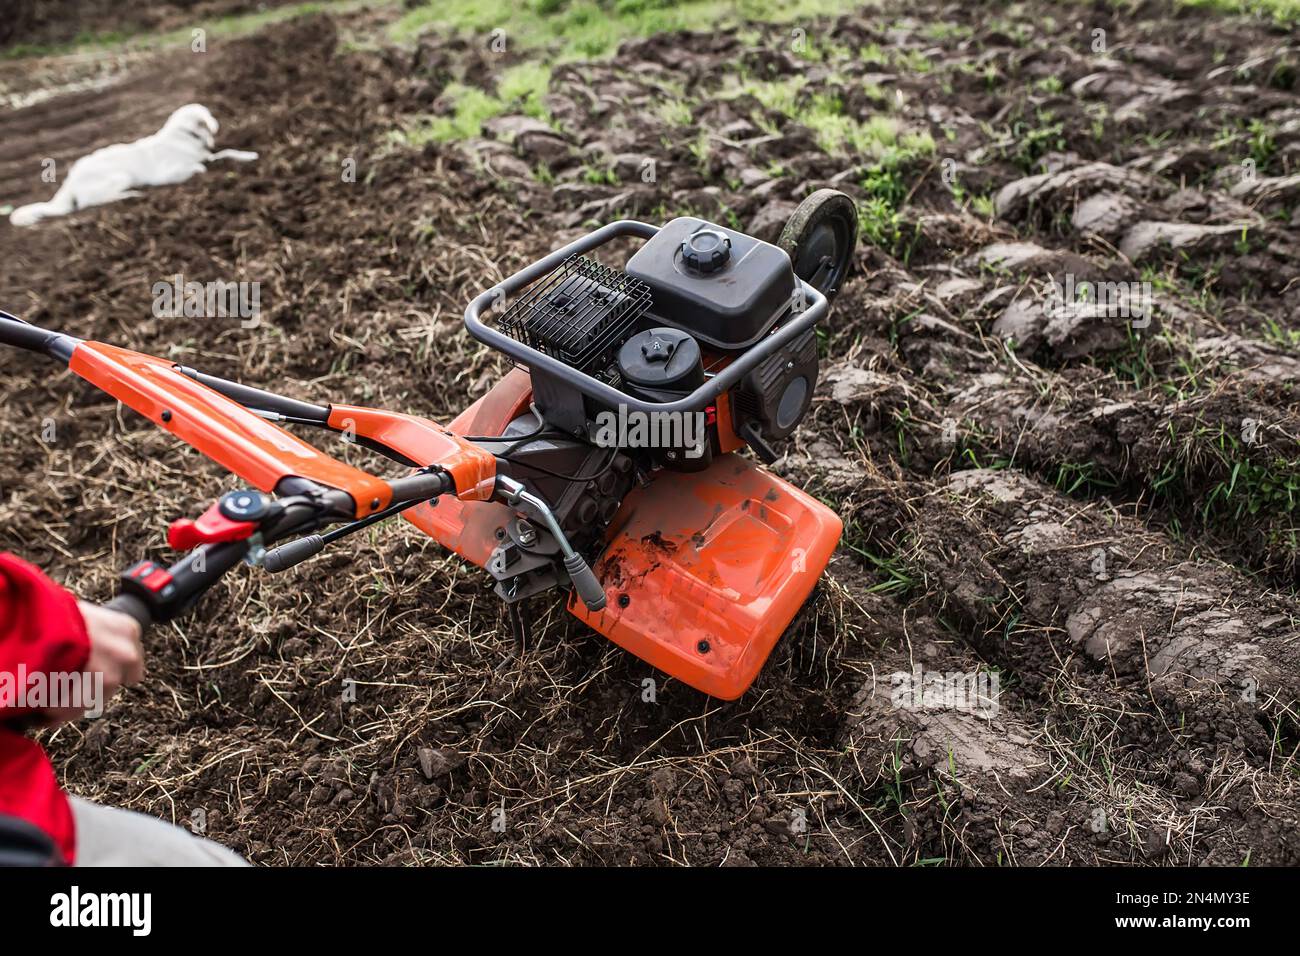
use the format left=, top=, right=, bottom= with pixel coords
left=0, top=310, right=79, bottom=361
left=104, top=593, right=152, bottom=636
left=563, top=553, right=607, bottom=612
left=386, top=469, right=453, bottom=504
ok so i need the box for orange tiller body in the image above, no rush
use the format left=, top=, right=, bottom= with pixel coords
left=69, top=344, right=840, bottom=699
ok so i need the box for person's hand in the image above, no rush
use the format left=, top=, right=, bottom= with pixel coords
left=40, top=602, right=145, bottom=725
left=79, top=601, right=145, bottom=698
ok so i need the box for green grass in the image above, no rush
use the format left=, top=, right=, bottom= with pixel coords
left=654, top=98, right=694, bottom=127
left=394, top=84, right=511, bottom=144
left=1263, top=317, right=1300, bottom=350
left=8, top=0, right=1297, bottom=64
left=857, top=193, right=906, bottom=254
left=714, top=69, right=935, bottom=254
left=1052, top=461, right=1119, bottom=496
left=841, top=530, right=919, bottom=597
left=724, top=74, right=932, bottom=158
left=807, top=96, right=926, bottom=157
left=2, top=29, right=133, bottom=60
left=854, top=139, right=934, bottom=257
left=2, top=0, right=387, bottom=60
left=391, top=0, right=877, bottom=60
left=857, top=42, right=930, bottom=73
left=497, top=62, right=553, bottom=117
left=1178, top=0, right=1300, bottom=23
left=1002, top=109, right=1067, bottom=173
left=738, top=75, right=807, bottom=121
left=391, top=61, right=554, bottom=144
left=1160, top=421, right=1300, bottom=522
left=387, top=1, right=889, bottom=147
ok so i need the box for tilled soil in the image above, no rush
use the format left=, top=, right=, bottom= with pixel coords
left=0, top=0, right=1297, bottom=865
left=0, top=0, right=303, bottom=51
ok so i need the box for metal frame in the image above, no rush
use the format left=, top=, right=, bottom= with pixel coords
left=463, top=220, right=830, bottom=416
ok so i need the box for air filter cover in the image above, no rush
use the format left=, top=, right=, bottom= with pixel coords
left=617, top=327, right=704, bottom=403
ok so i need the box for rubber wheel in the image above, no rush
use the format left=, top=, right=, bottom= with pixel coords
left=777, top=189, right=859, bottom=303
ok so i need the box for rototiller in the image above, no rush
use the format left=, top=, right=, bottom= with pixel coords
left=0, top=191, right=858, bottom=699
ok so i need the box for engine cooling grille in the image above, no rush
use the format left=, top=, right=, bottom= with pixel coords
left=497, top=255, right=651, bottom=375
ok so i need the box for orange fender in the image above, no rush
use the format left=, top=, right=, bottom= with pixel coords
left=568, top=454, right=841, bottom=699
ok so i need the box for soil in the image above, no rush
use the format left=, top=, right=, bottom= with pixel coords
left=0, top=1, right=303, bottom=50
left=0, top=0, right=1297, bottom=865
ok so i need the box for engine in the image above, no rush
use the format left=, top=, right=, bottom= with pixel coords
left=497, top=216, right=819, bottom=471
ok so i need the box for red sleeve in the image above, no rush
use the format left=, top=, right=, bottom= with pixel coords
left=0, top=554, right=91, bottom=711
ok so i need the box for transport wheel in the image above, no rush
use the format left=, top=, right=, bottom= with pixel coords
left=778, top=189, right=859, bottom=303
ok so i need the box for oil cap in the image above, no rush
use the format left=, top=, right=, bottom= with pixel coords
left=680, top=228, right=731, bottom=275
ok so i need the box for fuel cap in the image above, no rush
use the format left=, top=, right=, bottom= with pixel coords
left=680, top=228, right=732, bottom=275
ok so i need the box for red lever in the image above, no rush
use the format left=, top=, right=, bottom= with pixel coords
left=168, top=501, right=257, bottom=550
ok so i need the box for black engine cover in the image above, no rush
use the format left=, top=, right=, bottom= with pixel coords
left=623, top=217, right=798, bottom=352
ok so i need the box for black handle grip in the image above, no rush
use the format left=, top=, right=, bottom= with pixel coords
left=0, top=310, right=79, bottom=361
left=563, top=553, right=607, bottom=612
left=263, top=534, right=325, bottom=572
left=103, top=593, right=152, bottom=636
left=386, top=469, right=453, bottom=504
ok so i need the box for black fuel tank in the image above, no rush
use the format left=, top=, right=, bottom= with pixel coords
left=623, top=217, right=798, bottom=352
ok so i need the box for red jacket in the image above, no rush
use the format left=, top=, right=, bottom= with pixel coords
left=0, top=553, right=90, bottom=864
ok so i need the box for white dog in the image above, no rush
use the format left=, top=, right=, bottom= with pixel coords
left=9, top=104, right=257, bottom=227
